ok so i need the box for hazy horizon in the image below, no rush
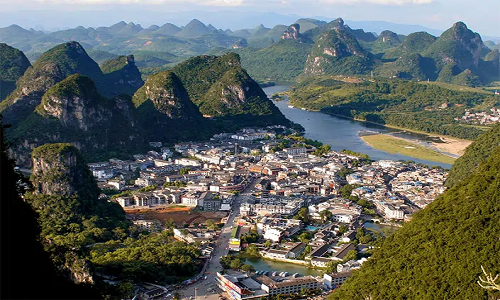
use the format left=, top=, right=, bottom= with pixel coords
left=0, top=0, right=498, bottom=38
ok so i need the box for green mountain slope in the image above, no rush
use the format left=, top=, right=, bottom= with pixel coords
left=0, top=41, right=103, bottom=126
left=446, top=123, right=500, bottom=187
left=132, top=70, right=211, bottom=141
left=0, top=43, right=31, bottom=101
left=383, top=31, right=437, bottom=59
left=9, top=74, right=141, bottom=166
left=370, top=30, right=401, bottom=53
left=172, top=52, right=290, bottom=125
left=376, top=52, right=436, bottom=80
left=0, top=120, right=101, bottom=300
left=175, top=19, right=211, bottom=38
left=329, top=144, right=500, bottom=300
left=100, top=55, right=144, bottom=96
left=294, top=18, right=327, bottom=33
left=303, top=28, right=372, bottom=76
left=232, top=38, right=313, bottom=81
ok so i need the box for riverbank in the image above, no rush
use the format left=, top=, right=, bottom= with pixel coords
left=360, top=134, right=457, bottom=165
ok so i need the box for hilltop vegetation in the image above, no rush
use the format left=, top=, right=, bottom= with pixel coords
left=446, top=123, right=500, bottom=187
left=0, top=43, right=31, bottom=100
left=0, top=42, right=290, bottom=166
left=328, top=141, right=500, bottom=300
left=288, top=77, right=497, bottom=140
left=21, top=143, right=203, bottom=298
left=1, top=19, right=497, bottom=86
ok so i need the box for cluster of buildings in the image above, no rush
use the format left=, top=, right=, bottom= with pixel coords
left=456, top=108, right=500, bottom=125
left=216, top=271, right=321, bottom=300
left=345, top=160, right=447, bottom=220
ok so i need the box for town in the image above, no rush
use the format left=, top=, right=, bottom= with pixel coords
left=89, top=126, right=448, bottom=300
left=456, top=108, right=500, bottom=125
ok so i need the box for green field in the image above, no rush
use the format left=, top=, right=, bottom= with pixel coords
left=361, top=134, right=457, bottom=165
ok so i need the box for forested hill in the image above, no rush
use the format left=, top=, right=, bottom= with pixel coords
left=288, top=77, right=497, bottom=140
left=328, top=143, right=500, bottom=300
left=1, top=19, right=498, bottom=86
left=446, top=123, right=500, bottom=187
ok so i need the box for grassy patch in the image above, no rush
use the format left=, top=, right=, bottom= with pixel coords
left=361, top=134, right=456, bottom=165
left=418, top=81, right=493, bottom=94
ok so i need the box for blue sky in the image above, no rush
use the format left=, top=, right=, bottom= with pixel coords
left=1, top=0, right=498, bottom=37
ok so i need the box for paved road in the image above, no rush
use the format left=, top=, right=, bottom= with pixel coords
left=176, top=178, right=257, bottom=300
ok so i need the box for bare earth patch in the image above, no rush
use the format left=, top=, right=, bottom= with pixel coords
left=430, top=137, right=472, bottom=156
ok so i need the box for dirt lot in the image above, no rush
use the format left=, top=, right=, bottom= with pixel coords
left=126, top=206, right=228, bottom=226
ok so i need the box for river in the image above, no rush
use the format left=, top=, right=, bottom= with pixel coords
left=238, top=255, right=323, bottom=277
left=263, top=85, right=452, bottom=169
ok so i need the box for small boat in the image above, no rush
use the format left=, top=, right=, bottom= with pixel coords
left=288, top=105, right=295, bottom=108
left=301, top=108, right=306, bottom=110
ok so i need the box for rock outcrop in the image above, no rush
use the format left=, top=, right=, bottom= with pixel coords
left=304, top=28, right=372, bottom=76
left=0, top=41, right=103, bottom=126
left=133, top=70, right=201, bottom=119
left=424, top=22, right=485, bottom=70
left=38, top=74, right=111, bottom=131
left=281, top=24, right=301, bottom=40
left=30, top=143, right=99, bottom=198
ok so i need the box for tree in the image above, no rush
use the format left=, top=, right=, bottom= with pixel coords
left=173, top=292, right=180, bottom=300
left=206, top=219, right=217, bottom=230
left=299, top=232, right=312, bottom=243
left=241, top=264, right=255, bottom=274
left=220, top=256, right=233, bottom=269
left=164, top=219, right=175, bottom=229
left=343, top=250, right=358, bottom=262
left=319, top=209, right=333, bottom=222
left=338, top=225, right=349, bottom=235
left=264, top=240, right=272, bottom=248
left=246, top=244, right=261, bottom=257
left=296, top=207, right=309, bottom=223
left=180, top=167, right=191, bottom=175
left=325, top=260, right=340, bottom=274
left=230, top=258, right=243, bottom=270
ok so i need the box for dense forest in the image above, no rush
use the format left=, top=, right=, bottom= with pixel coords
left=446, top=123, right=500, bottom=187
left=328, top=142, right=500, bottom=300
left=3, top=142, right=204, bottom=299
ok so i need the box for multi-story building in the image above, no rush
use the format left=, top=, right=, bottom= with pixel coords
left=257, top=275, right=321, bottom=296
left=323, top=271, right=352, bottom=289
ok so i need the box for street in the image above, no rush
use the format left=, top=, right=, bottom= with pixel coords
left=175, top=177, right=257, bottom=300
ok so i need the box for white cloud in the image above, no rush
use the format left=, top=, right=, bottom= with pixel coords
left=320, top=0, right=431, bottom=5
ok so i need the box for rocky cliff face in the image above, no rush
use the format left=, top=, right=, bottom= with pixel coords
left=281, top=24, right=301, bottom=40
left=30, top=143, right=99, bottom=198
left=38, top=74, right=110, bottom=131
left=304, top=28, right=371, bottom=76
left=9, top=74, right=141, bottom=167
left=424, top=22, right=485, bottom=70
left=133, top=70, right=201, bottom=119
left=0, top=41, right=103, bottom=126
